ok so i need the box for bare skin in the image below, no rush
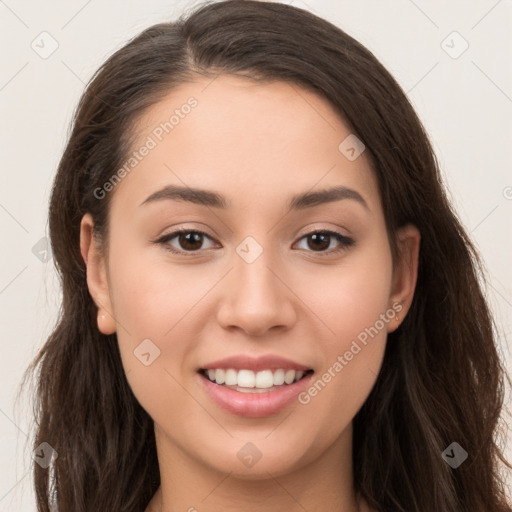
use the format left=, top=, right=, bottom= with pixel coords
left=80, top=74, right=420, bottom=512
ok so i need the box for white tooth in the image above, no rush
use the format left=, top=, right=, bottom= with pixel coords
left=225, top=368, right=238, bottom=386
left=237, top=369, right=256, bottom=388
left=215, top=369, right=225, bottom=385
left=273, top=369, right=285, bottom=386
left=208, top=367, right=308, bottom=388
left=284, top=369, right=296, bottom=384
left=236, top=387, right=274, bottom=393
left=255, top=370, right=274, bottom=388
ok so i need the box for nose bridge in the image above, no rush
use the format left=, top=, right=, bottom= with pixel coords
left=216, top=234, right=296, bottom=334
left=235, top=250, right=276, bottom=300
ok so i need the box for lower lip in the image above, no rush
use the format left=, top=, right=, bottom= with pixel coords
left=198, top=371, right=314, bottom=418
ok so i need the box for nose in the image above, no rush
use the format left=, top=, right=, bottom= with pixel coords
left=216, top=248, right=297, bottom=337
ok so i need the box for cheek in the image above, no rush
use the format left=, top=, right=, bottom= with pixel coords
left=105, top=240, right=203, bottom=416
left=301, top=237, right=393, bottom=347
left=296, top=237, right=393, bottom=426
left=107, top=235, right=212, bottom=336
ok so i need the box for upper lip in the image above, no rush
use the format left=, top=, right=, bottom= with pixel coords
left=199, top=355, right=313, bottom=372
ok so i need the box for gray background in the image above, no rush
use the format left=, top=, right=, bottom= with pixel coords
left=1, top=0, right=511, bottom=509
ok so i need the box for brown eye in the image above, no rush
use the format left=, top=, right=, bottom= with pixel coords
left=295, top=230, right=354, bottom=255
left=157, top=230, right=217, bottom=253
left=177, top=232, right=204, bottom=251
left=306, top=232, right=331, bottom=251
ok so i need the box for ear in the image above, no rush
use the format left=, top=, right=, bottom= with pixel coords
left=387, top=223, right=421, bottom=333
left=80, top=213, right=116, bottom=335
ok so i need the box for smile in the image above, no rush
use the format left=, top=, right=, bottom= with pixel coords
left=200, top=368, right=314, bottom=392
left=198, top=368, right=315, bottom=417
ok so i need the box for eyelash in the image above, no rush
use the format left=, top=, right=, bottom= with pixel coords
left=154, top=228, right=355, bottom=257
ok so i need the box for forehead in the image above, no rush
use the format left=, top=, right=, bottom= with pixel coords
left=109, top=74, right=380, bottom=216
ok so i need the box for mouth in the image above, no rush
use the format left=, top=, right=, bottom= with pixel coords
left=198, top=367, right=315, bottom=393
left=196, top=354, right=316, bottom=417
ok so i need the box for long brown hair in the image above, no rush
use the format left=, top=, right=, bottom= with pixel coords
left=20, top=1, right=511, bottom=510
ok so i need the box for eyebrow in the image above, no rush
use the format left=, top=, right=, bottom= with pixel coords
left=140, top=185, right=228, bottom=209
left=140, top=184, right=369, bottom=211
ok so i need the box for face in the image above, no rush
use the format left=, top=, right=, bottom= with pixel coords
left=81, top=74, right=419, bottom=481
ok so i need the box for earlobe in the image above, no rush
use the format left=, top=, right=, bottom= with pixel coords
left=97, top=312, right=116, bottom=335
left=387, top=223, right=421, bottom=333
left=80, top=213, right=116, bottom=335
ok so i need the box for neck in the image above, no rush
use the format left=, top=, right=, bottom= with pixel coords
left=146, top=423, right=368, bottom=512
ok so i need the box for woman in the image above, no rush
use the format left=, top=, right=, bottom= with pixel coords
left=23, top=1, right=511, bottom=510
